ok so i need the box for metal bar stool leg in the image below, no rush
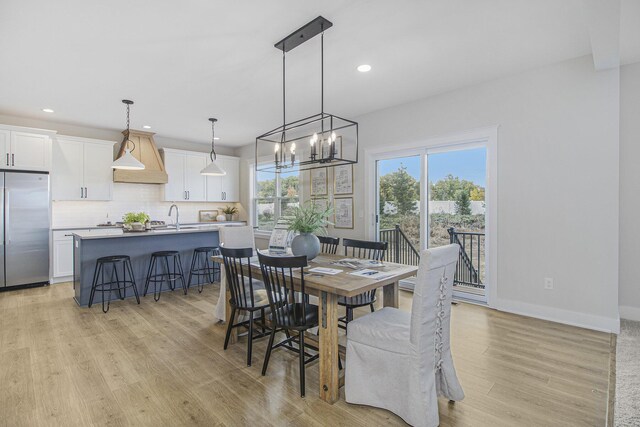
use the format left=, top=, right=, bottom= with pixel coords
left=154, top=256, right=164, bottom=302
left=125, top=259, right=140, bottom=304
left=187, top=250, right=197, bottom=292
left=88, top=261, right=102, bottom=308
left=114, top=263, right=124, bottom=301
left=165, top=256, right=174, bottom=291
left=103, top=263, right=114, bottom=313
left=143, top=256, right=156, bottom=297
left=176, top=254, right=187, bottom=295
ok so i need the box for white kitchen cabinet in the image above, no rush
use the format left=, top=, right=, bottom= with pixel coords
left=51, top=228, right=122, bottom=282
left=161, top=149, right=207, bottom=201
left=52, top=136, right=115, bottom=201
left=206, top=155, right=240, bottom=202
left=10, top=132, right=52, bottom=171
left=0, top=131, right=9, bottom=166
left=0, top=126, right=54, bottom=171
left=83, top=142, right=114, bottom=200
left=184, top=152, right=207, bottom=201
left=53, top=238, right=74, bottom=278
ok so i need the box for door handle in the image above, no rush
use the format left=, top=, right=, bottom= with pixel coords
left=187, top=191, right=190, bottom=200
left=11, top=154, right=14, bottom=166
left=84, top=187, right=88, bottom=199
left=5, top=153, right=8, bottom=166
left=81, top=187, right=84, bottom=198
left=184, top=191, right=187, bottom=200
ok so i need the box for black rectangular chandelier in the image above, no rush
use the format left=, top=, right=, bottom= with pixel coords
left=255, top=16, right=358, bottom=173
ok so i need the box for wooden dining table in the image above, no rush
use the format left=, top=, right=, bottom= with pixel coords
left=212, top=252, right=418, bottom=404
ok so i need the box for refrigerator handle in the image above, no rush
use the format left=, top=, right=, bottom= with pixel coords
left=5, top=190, right=9, bottom=244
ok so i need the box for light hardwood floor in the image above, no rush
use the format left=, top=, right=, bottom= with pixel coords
left=0, top=283, right=611, bottom=426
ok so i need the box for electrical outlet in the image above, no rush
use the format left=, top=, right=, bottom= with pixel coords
left=544, top=277, right=554, bottom=290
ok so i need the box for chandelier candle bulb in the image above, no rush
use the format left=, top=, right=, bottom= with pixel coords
left=290, top=142, right=296, bottom=166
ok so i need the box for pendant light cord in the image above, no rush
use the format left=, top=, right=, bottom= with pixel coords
left=123, top=100, right=136, bottom=153
left=210, top=119, right=217, bottom=162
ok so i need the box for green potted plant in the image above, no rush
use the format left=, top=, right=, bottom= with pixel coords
left=221, top=205, right=238, bottom=221
left=288, top=201, right=333, bottom=260
left=122, top=211, right=150, bottom=231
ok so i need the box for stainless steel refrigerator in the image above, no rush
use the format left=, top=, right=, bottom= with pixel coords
left=1, top=171, right=50, bottom=288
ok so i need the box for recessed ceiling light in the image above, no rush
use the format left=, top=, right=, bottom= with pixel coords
left=143, top=125, right=151, bottom=129
left=213, top=137, right=220, bottom=140
left=357, top=64, right=371, bottom=73
left=42, top=108, right=54, bottom=113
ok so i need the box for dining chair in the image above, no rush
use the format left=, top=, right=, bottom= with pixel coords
left=317, top=235, right=340, bottom=254
left=258, top=252, right=319, bottom=397
left=345, top=244, right=464, bottom=427
left=220, top=247, right=270, bottom=366
left=339, top=238, right=389, bottom=326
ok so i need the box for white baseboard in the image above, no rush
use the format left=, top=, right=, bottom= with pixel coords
left=619, top=305, right=640, bottom=322
left=496, top=298, right=620, bottom=334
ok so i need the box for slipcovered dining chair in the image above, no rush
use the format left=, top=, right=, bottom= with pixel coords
left=339, top=238, right=388, bottom=326
left=214, top=226, right=257, bottom=321
left=345, top=244, right=464, bottom=427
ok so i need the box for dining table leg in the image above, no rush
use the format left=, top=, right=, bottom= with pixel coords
left=220, top=263, right=237, bottom=344
left=318, top=291, right=339, bottom=404
left=383, top=280, right=400, bottom=308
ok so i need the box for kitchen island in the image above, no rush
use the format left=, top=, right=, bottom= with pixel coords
left=72, top=225, right=230, bottom=306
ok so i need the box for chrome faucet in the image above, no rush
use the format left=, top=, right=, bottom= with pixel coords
left=168, top=204, right=180, bottom=230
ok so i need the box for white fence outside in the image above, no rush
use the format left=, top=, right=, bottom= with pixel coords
left=383, top=200, right=485, bottom=215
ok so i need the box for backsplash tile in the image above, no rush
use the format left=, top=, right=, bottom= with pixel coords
left=52, top=183, right=242, bottom=227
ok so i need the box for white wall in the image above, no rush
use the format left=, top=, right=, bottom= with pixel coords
left=619, top=62, right=640, bottom=321
left=240, top=55, right=621, bottom=332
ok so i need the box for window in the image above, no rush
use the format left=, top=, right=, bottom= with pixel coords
left=254, top=167, right=300, bottom=231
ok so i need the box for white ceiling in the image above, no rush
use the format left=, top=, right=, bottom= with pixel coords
left=0, top=0, right=636, bottom=147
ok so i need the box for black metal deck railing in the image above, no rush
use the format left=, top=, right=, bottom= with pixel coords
left=379, top=225, right=485, bottom=291
left=448, top=228, right=485, bottom=289
left=379, top=225, right=420, bottom=266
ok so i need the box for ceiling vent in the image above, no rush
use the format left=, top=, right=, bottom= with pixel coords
left=113, top=130, right=168, bottom=184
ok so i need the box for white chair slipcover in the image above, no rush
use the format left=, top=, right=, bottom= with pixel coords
left=345, top=244, right=464, bottom=427
left=214, top=226, right=256, bottom=320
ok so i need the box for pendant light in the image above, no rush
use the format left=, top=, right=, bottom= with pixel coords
left=255, top=16, right=358, bottom=173
left=201, top=118, right=226, bottom=176
left=112, top=100, right=145, bottom=170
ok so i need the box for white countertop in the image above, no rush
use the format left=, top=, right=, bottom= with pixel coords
left=52, top=221, right=246, bottom=231
left=72, top=224, right=243, bottom=240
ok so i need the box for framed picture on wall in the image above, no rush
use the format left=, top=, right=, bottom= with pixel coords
left=199, top=210, right=219, bottom=222
left=312, top=197, right=331, bottom=221
left=333, top=164, right=353, bottom=195
left=334, top=197, right=354, bottom=229
left=310, top=168, right=328, bottom=196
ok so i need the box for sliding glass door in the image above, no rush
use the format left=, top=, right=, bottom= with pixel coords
left=375, top=143, right=488, bottom=303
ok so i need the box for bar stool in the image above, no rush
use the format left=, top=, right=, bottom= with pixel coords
left=88, top=255, right=140, bottom=313
left=143, top=251, right=187, bottom=301
left=187, top=246, right=220, bottom=293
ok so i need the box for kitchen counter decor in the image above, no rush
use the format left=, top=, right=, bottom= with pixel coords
left=122, top=211, right=150, bottom=232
